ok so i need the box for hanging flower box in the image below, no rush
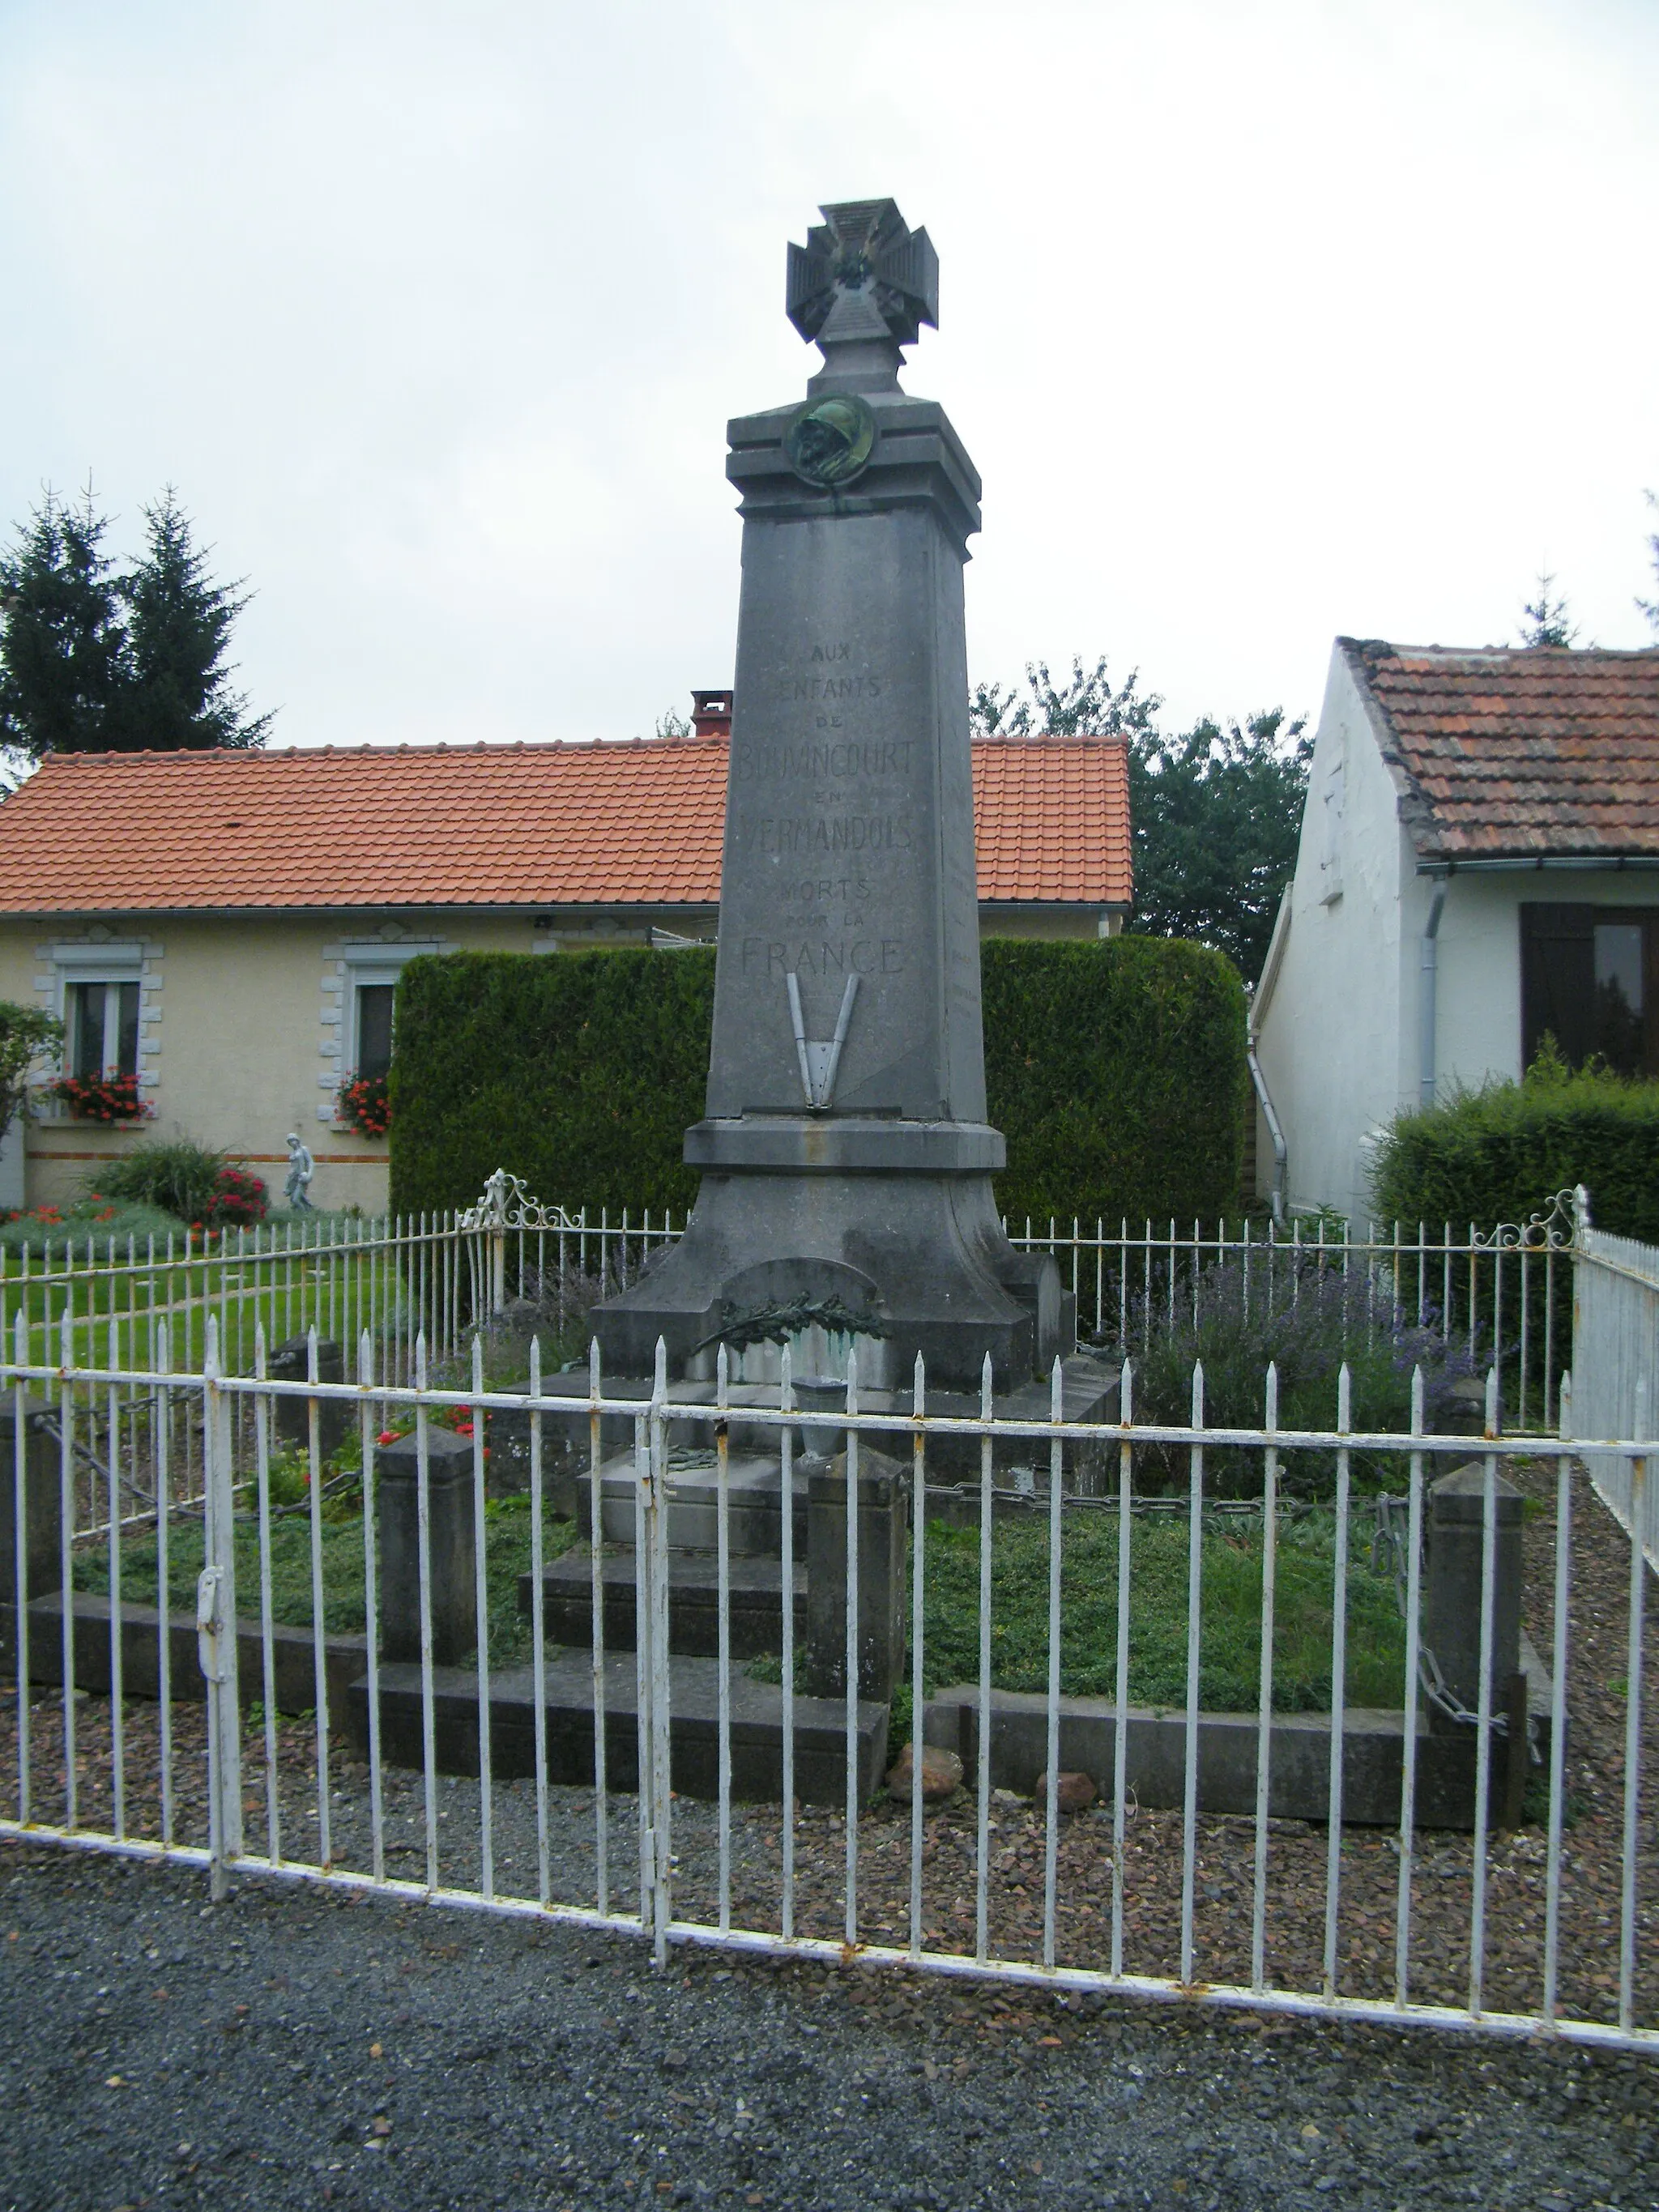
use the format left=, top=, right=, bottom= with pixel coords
left=48, top=1073, right=151, bottom=1124
left=336, top=1073, right=390, bottom=1137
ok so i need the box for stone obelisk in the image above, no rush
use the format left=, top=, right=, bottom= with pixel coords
left=596, top=200, right=1064, bottom=1391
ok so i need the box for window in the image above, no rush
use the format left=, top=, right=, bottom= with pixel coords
left=354, top=982, right=395, bottom=1081
left=67, top=978, right=140, bottom=1081
left=1520, top=905, right=1659, bottom=1076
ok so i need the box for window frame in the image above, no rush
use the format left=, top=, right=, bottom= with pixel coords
left=352, top=977, right=397, bottom=1083
left=50, top=942, right=147, bottom=1098
left=1520, top=903, right=1659, bottom=1077
left=66, top=977, right=141, bottom=1081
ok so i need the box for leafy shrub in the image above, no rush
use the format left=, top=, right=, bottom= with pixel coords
left=90, top=1137, right=226, bottom=1221
left=207, top=1164, right=269, bottom=1227
left=84, top=1138, right=268, bottom=1230
left=389, top=937, right=1249, bottom=1226
left=390, top=948, right=715, bottom=1218
left=981, top=936, right=1247, bottom=1225
left=0, top=999, right=63, bottom=1142
left=1125, top=1255, right=1480, bottom=1497
left=1371, top=1053, right=1659, bottom=1243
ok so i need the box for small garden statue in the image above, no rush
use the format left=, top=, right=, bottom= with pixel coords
left=284, top=1132, right=315, bottom=1211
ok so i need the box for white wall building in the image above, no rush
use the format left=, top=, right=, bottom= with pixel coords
left=1252, top=639, right=1659, bottom=1225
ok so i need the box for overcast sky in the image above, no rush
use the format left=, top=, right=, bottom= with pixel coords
left=2, top=0, right=1656, bottom=751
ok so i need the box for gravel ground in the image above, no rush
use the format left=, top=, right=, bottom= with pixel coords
left=2, top=1840, right=1657, bottom=2212
left=5, top=1464, right=1653, bottom=2038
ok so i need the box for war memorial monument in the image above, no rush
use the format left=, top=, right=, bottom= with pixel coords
left=370, top=200, right=1119, bottom=1796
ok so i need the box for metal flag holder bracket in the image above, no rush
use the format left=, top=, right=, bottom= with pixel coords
left=787, top=971, right=858, bottom=1110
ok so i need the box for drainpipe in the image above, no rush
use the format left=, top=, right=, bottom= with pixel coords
left=1420, top=878, right=1448, bottom=1109
left=1243, top=982, right=1288, bottom=1230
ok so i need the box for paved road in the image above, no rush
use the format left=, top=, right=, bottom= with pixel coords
left=0, top=1844, right=1653, bottom=2211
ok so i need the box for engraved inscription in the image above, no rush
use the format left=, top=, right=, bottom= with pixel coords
left=733, top=738, right=911, bottom=783
left=734, top=813, right=913, bottom=855
left=783, top=875, right=872, bottom=904
left=741, top=936, right=904, bottom=976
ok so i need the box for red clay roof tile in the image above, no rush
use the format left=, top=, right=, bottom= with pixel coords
left=0, top=735, right=1131, bottom=914
left=1343, top=640, right=1659, bottom=861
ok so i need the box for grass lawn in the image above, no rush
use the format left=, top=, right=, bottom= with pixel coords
left=75, top=1496, right=1405, bottom=1720
left=915, top=1511, right=1405, bottom=1712
left=73, top=1491, right=580, bottom=1676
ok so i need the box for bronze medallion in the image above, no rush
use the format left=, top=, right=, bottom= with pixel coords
left=784, top=393, right=876, bottom=488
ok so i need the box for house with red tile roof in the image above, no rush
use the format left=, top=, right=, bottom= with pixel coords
left=0, top=705, right=1131, bottom=1211
left=1251, top=641, right=1659, bottom=1221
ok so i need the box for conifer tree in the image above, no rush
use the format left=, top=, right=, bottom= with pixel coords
left=119, top=489, right=271, bottom=749
left=0, top=485, right=127, bottom=760
left=1517, top=570, right=1578, bottom=648
left=0, top=483, right=271, bottom=761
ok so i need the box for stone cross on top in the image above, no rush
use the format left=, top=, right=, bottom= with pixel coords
left=786, top=198, right=938, bottom=395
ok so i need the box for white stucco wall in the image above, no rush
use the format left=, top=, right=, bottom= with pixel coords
left=1255, top=646, right=1414, bottom=1222
left=1256, top=643, right=1659, bottom=1224
left=1428, top=871, right=1659, bottom=1103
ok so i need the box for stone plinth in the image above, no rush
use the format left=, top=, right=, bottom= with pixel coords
left=1424, top=1460, right=1524, bottom=1724
left=805, top=1446, right=910, bottom=1701
left=377, top=1428, right=476, bottom=1666
left=0, top=1395, right=60, bottom=1625
left=271, top=1336, right=349, bottom=1462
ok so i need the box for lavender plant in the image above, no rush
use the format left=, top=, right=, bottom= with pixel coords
left=1125, top=1253, right=1483, bottom=1498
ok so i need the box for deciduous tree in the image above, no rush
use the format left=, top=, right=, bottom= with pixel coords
left=970, top=654, right=1309, bottom=978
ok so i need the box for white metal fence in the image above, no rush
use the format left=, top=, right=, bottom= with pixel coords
left=1569, top=1191, right=1659, bottom=1575
left=0, top=1182, right=1582, bottom=1431
left=1, top=1290, right=1653, bottom=2056
left=1009, top=1194, right=1578, bottom=1435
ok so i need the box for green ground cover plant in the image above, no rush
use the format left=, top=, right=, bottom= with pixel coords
left=74, top=1488, right=579, bottom=1678
left=750, top=1505, right=1405, bottom=1720
left=915, top=1511, right=1404, bottom=1711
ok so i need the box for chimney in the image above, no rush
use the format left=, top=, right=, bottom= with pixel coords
left=690, top=689, right=734, bottom=739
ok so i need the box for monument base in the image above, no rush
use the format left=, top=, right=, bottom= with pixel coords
left=593, top=1118, right=1067, bottom=1392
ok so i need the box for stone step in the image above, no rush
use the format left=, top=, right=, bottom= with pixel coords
left=587, top=1449, right=808, bottom=1557
left=517, top=1549, right=804, bottom=1660
left=342, top=1647, right=889, bottom=1804
left=495, top=1354, right=1124, bottom=1509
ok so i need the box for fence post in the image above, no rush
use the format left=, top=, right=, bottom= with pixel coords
left=638, top=1339, right=672, bottom=1965
left=198, top=1315, right=242, bottom=1901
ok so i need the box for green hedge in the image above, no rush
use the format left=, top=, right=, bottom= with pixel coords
left=389, top=948, right=716, bottom=1221
left=979, top=936, right=1247, bottom=1225
left=1370, top=1059, right=1659, bottom=1241
left=389, top=937, right=1247, bottom=1226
